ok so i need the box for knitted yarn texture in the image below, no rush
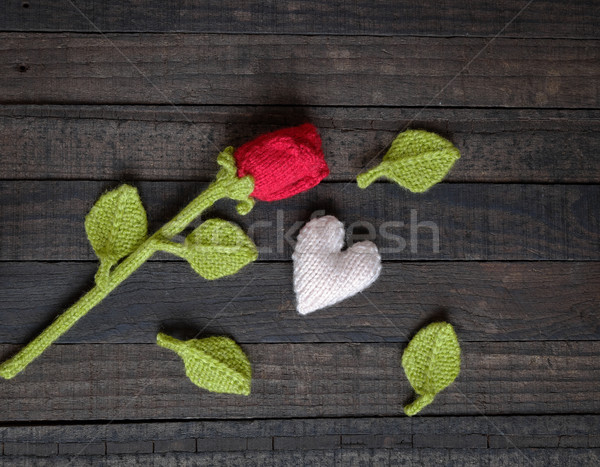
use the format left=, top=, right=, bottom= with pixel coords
left=85, top=184, right=148, bottom=289
left=0, top=151, right=256, bottom=380
left=293, top=215, right=382, bottom=315
left=235, top=123, right=329, bottom=201
left=357, top=129, right=460, bottom=193
left=159, top=218, right=258, bottom=281
left=157, top=333, right=252, bottom=396
left=402, top=322, right=461, bottom=416
left=0, top=125, right=330, bottom=380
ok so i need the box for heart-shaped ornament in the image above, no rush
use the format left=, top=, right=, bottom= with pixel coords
left=293, top=215, right=382, bottom=315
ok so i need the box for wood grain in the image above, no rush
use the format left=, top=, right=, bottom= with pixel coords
left=1, top=1, right=597, bottom=38
left=2, top=415, right=598, bottom=448
left=2, top=105, right=599, bottom=183
left=1, top=181, right=597, bottom=261
left=2, top=35, right=598, bottom=107
left=3, top=450, right=600, bottom=466
left=0, top=341, right=598, bottom=421
left=0, top=262, right=597, bottom=344
left=1, top=0, right=598, bottom=459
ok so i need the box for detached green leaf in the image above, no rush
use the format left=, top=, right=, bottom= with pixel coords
left=357, top=129, right=460, bottom=193
left=157, top=333, right=251, bottom=395
left=184, top=218, right=257, bottom=280
left=402, top=322, right=461, bottom=416
left=85, top=184, right=147, bottom=286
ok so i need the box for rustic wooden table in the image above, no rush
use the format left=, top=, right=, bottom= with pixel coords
left=1, top=1, right=599, bottom=465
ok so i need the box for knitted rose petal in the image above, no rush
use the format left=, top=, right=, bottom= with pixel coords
left=234, top=123, right=330, bottom=201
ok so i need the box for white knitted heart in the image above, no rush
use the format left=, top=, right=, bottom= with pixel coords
left=293, top=215, right=382, bottom=315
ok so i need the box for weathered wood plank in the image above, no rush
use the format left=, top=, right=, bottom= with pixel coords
left=3, top=442, right=57, bottom=456
left=2, top=415, right=599, bottom=461
left=1, top=182, right=597, bottom=261
left=0, top=341, right=598, bottom=421
left=58, top=442, right=105, bottom=455
left=412, top=434, right=487, bottom=448
left=105, top=441, right=153, bottom=454
left=0, top=262, right=598, bottom=344
left=1, top=35, right=598, bottom=107
left=3, top=416, right=599, bottom=462
left=153, top=439, right=195, bottom=453
left=1, top=1, right=597, bottom=38
left=2, top=105, right=599, bottom=183
left=3, top=450, right=599, bottom=466
left=3, top=415, right=599, bottom=444
left=383, top=449, right=599, bottom=466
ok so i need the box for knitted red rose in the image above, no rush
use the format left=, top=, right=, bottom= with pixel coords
left=0, top=122, right=331, bottom=380
left=234, top=123, right=330, bottom=201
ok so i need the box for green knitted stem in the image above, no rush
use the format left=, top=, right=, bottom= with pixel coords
left=94, top=260, right=113, bottom=290
left=150, top=239, right=188, bottom=258
left=0, top=168, right=254, bottom=380
left=156, top=332, right=181, bottom=352
left=403, top=393, right=435, bottom=417
left=356, top=163, right=388, bottom=189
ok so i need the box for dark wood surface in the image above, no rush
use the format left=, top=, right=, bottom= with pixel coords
left=1, top=262, right=598, bottom=344
left=2, top=0, right=598, bottom=38
left=1, top=342, right=599, bottom=421
left=2, top=106, right=600, bottom=183
left=1, top=0, right=598, bottom=464
left=2, top=182, right=598, bottom=260
left=2, top=35, right=598, bottom=107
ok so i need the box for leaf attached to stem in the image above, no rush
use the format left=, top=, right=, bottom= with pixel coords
left=183, top=218, right=258, bottom=280
left=85, top=184, right=147, bottom=288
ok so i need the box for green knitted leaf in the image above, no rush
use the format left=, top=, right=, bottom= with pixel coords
left=357, top=129, right=460, bottom=193
left=402, top=322, right=461, bottom=416
left=85, top=184, right=147, bottom=286
left=184, top=218, right=258, bottom=280
left=157, top=333, right=251, bottom=395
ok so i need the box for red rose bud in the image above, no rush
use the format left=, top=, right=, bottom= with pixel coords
left=234, top=123, right=329, bottom=202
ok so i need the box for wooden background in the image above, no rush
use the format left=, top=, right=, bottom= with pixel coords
left=0, top=0, right=599, bottom=464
